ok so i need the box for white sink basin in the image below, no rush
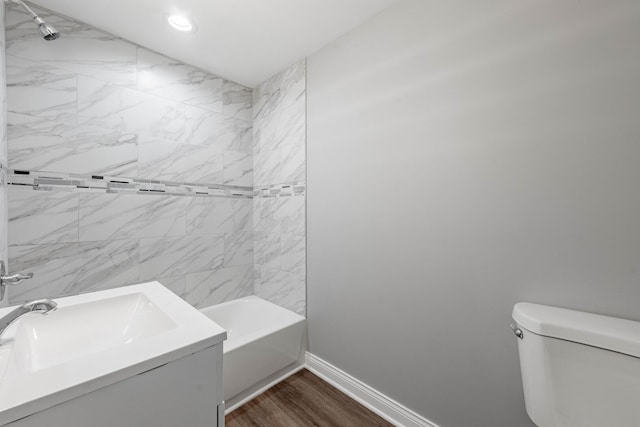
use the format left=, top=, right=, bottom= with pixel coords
left=11, top=293, right=177, bottom=375
left=0, top=282, right=226, bottom=425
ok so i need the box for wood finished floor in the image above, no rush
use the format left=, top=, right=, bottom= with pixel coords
left=225, top=369, right=394, bottom=427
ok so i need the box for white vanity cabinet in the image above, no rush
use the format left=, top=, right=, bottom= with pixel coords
left=0, top=283, right=227, bottom=427
left=5, top=343, right=225, bottom=427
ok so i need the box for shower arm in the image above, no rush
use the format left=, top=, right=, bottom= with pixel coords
left=5, top=0, right=60, bottom=40
left=6, top=0, right=39, bottom=19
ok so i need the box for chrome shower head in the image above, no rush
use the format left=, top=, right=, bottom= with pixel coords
left=9, top=0, right=60, bottom=41
left=33, top=15, right=60, bottom=40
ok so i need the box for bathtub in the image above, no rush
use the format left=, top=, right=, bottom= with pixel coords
left=200, top=296, right=306, bottom=409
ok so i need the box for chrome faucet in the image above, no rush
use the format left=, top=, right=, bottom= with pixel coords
left=0, top=299, right=57, bottom=338
left=0, top=261, right=34, bottom=301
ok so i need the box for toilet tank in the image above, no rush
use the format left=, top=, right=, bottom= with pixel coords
left=512, top=303, right=640, bottom=427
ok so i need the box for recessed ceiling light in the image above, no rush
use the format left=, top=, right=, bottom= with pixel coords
left=168, top=15, right=194, bottom=32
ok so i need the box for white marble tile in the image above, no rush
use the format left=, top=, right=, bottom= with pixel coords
left=8, top=188, right=79, bottom=245
left=253, top=146, right=282, bottom=186
left=8, top=111, right=68, bottom=137
left=2, top=3, right=266, bottom=312
left=139, top=234, right=224, bottom=281
left=5, top=5, right=137, bottom=87
left=253, top=198, right=279, bottom=233
left=184, top=107, right=253, bottom=156
left=254, top=267, right=305, bottom=316
left=254, top=197, right=305, bottom=236
left=253, top=231, right=281, bottom=270
left=280, top=234, right=306, bottom=277
left=224, top=151, right=252, bottom=186
left=8, top=114, right=137, bottom=176
left=253, top=195, right=306, bottom=316
left=0, top=188, right=7, bottom=254
left=276, top=197, right=306, bottom=236
left=0, top=3, right=7, bottom=306
left=8, top=239, right=140, bottom=303
left=280, top=140, right=306, bottom=183
left=137, top=48, right=223, bottom=112
left=254, top=103, right=305, bottom=154
left=253, top=60, right=305, bottom=122
left=156, top=276, right=187, bottom=300
left=6, top=55, right=77, bottom=127
left=186, top=265, right=253, bottom=308
left=0, top=6, right=6, bottom=172
left=79, top=194, right=186, bottom=241
left=253, top=103, right=305, bottom=186
left=0, top=187, right=8, bottom=289
left=184, top=106, right=238, bottom=150
left=137, top=140, right=223, bottom=183
left=77, top=75, right=187, bottom=144
left=252, top=59, right=305, bottom=202
left=222, top=81, right=252, bottom=121
left=224, top=231, right=253, bottom=267
left=187, top=198, right=252, bottom=235
left=235, top=119, right=253, bottom=154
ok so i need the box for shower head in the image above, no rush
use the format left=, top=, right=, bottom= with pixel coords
left=8, top=0, right=60, bottom=41
left=33, top=15, right=60, bottom=40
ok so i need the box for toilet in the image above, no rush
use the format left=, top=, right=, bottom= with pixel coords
left=512, top=302, right=640, bottom=427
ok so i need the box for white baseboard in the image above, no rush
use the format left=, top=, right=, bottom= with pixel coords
left=305, top=352, right=439, bottom=427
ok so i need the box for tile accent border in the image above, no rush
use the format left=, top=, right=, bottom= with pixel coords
left=253, top=181, right=306, bottom=198
left=8, top=170, right=253, bottom=199
left=305, top=352, right=439, bottom=427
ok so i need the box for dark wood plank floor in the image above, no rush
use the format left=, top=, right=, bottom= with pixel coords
left=226, top=369, right=394, bottom=427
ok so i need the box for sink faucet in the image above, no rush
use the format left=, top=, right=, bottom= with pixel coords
left=0, top=299, right=57, bottom=338
left=0, top=260, right=34, bottom=301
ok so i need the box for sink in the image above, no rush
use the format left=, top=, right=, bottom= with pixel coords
left=0, top=282, right=226, bottom=425
left=10, top=293, right=177, bottom=375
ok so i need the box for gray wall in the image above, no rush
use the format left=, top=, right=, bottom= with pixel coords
left=306, top=0, right=640, bottom=426
left=253, top=60, right=307, bottom=315
left=5, top=3, right=254, bottom=307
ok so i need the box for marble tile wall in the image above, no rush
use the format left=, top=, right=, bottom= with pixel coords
left=5, top=3, right=254, bottom=307
left=0, top=4, right=8, bottom=308
left=253, top=61, right=306, bottom=315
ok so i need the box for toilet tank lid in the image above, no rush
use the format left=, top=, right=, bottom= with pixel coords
left=513, top=303, right=640, bottom=358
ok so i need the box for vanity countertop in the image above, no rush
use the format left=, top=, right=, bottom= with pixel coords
left=0, top=282, right=226, bottom=425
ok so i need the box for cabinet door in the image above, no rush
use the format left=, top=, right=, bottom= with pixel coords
left=7, top=344, right=224, bottom=427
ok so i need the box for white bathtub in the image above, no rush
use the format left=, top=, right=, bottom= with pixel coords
left=200, top=296, right=306, bottom=407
